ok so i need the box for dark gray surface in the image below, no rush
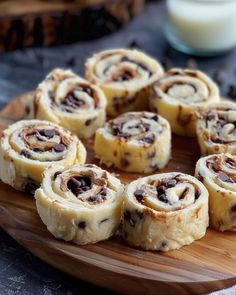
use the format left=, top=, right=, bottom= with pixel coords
left=0, top=1, right=236, bottom=294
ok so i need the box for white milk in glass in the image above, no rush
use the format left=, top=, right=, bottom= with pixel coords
left=166, top=0, right=236, bottom=55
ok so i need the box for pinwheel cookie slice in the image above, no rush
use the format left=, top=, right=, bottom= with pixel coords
left=0, top=120, right=86, bottom=193
left=196, top=101, right=236, bottom=155
left=150, top=68, right=220, bottom=137
left=27, top=68, right=107, bottom=139
left=123, top=172, right=209, bottom=251
left=196, top=153, right=236, bottom=231
left=35, top=164, right=124, bottom=245
left=85, top=49, right=164, bottom=117
left=94, top=112, right=171, bottom=173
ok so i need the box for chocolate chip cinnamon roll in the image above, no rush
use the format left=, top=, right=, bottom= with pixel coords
left=28, top=68, right=107, bottom=139
left=123, top=172, right=209, bottom=251
left=94, top=112, right=171, bottom=173
left=85, top=49, right=164, bottom=117
left=0, top=120, right=86, bottom=193
left=195, top=153, right=236, bottom=231
left=35, top=164, right=123, bottom=245
left=150, top=68, right=220, bottom=137
left=196, top=101, right=236, bottom=155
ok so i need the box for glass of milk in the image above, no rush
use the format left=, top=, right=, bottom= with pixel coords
left=166, top=0, right=236, bottom=56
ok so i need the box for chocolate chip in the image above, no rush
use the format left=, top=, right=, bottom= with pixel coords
left=141, top=123, right=150, bottom=131
left=231, top=204, right=236, bottom=212
left=147, top=150, right=156, bottom=159
left=158, top=194, right=168, bottom=203
left=24, top=181, right=39, bottom=195
left=212, top=70, right=226, bottom=86
left=151, top=115, right=159, bottom=122
left=195, top=190, right=200, bottom=200
left=39, top=129, right=55, bottom=138
left=53, top=144, right=66, bottom=153
left=20, top=149, right=31, bottom=159
left=161, top=241, right=168, bottom=248
left=67, top=176, right=92, bottom=195
left=217, top=119, right=226, bottom=127
left=78, top=221, right=86, bottom=229
left=100, top=188, right=107, bottom=196
left=185, top=58, right=198, bottom=69
left=85, top=119, right=92, bottom=126
left=156, top=185, right=165, bottom=195
left=129, top=39, right=141, bottom=49
left=62, top=92, right=85, bottom=108
left=113, top=70, right=133, bottom=82
left=213, top=138, right=223, bottom=144
left=164, top=179, right=177, bottom=188
left=228, top=85, right=236, bottom=99
left=207, top=111, right=216, bottom=121
left=218, top=172, right=233, bottom=183
left=124, top=210, right=135, bottom=227
left=142, top=136, right=155, bottom=144
left=53, top=171, right=62, bottom=180
left=33, top=148, right=43, bottom=153
left=88, top=195, right=102, bottom=202
left=134, top=189, right=145, bottom=202
left=197, top=172, right=204, bottom=182
left=120, top=158, right=129, bottom=168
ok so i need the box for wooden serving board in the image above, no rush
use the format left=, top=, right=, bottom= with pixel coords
left=0, top=94, right=236, bottom=295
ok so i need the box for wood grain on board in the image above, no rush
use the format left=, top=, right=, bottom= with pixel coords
left=0, top=94, right=236, bottom=295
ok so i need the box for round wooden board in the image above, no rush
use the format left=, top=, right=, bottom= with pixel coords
left=0, top=93, right=236, bottom=295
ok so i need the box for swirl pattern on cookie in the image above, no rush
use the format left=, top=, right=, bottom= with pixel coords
left=196, top=101, right=236, bottom=155
left=35, top=164, right=123, bottom=245
left=85, top=49, right=164, bottom=117
left=150, top=68, right=220, bottom=137
left=27, top=68, right=107, bottom=139
left=195, top=153, right=236, bottom=231
left=123, top=172, right=209, bottom=251
left=0, top=120, right=86, bottom=193
left=95, top=111, right=171, bottom=173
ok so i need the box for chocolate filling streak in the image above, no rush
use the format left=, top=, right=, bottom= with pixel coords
left=207, top=158, right=236, bottom=183
left=67, top=176, right=107, bottom=203
left=134, top=178, right=200, bottom=205
left=103, top=55, right=153, bottom=79
left=19, top=128, right=68, bottom=158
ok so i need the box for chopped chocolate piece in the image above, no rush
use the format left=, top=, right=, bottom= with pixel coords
left=207, top=111, right=216, bottom=121
left=24, top=181, right=39, bottom=195
left=39, top=129, right=55, bottom=138
left=134, top=189, right=145, bottom=202
left=151, top=115, right=159, bottom=122
left=142, top=136, right=155, bottom=144
left=227, top=85, right=236, bottom=99
left=218, top=172, right=233, bottom=183
left=53, top=171, right=62, bottom=180
left=212, top=70, right=226, bottom=86
left=161, top=241, right=168, bottom=248
left=185, top=58, right=198, bottom=69
left=20, top=149, right=31, bottom=159
left=231, top=204, right=236, bottom=212
left=124, top=210, right=135, bottom=227
left=78, top=221, right=86, bottom=229
left=156, top=185, right=165, bottom=196
left=53, top=144, right=66, bottom=153
left=129, top=39, right=141, bottom=49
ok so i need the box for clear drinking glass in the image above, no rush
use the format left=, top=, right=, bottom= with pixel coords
left=165, top=0, right=236, bottom=56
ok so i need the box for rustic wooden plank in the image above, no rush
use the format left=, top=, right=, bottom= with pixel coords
left=0, top=94, right=236, bottom=294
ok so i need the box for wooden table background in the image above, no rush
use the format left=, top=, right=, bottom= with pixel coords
left=0, top=0, right=236, bottom=294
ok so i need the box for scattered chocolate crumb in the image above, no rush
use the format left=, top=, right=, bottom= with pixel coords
left=186, top=58, right=198, bottom=69
left=78, top=221, right=86, bottom=229
left=227, top=85, right=236, bottom=99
